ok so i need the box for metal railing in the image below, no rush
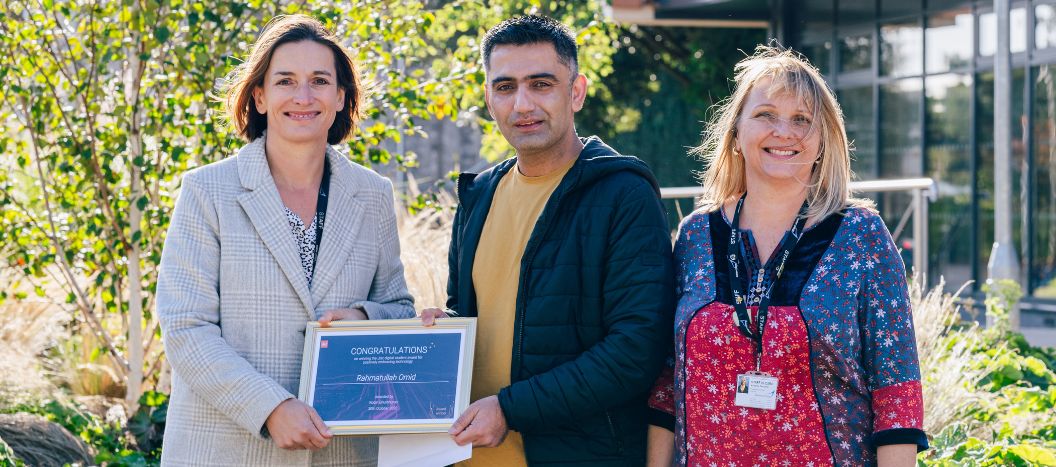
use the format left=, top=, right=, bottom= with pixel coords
left=659, top=178, right=937, bottom=278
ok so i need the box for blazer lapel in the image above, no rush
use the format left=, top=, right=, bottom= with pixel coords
left=234, top=137, right=314, bottom=317
left=309, top=148, right=367, bottom=305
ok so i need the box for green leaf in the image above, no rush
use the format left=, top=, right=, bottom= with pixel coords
left=1006, top=444, right=1056, bottom=465
left=154, top=26, right=171, bottom=43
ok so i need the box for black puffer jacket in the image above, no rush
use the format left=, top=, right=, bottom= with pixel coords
left=447, top=136, right=674, bottom=466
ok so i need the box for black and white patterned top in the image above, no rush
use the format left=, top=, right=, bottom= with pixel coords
left=284, top=206, right=318, bottom=285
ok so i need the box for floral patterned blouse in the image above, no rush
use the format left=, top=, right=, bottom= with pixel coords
left=283, top=206, right=318, bottom=285
left=649, top=207, right=927, bottom=466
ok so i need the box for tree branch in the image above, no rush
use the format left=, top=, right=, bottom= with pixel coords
left=18, top=96, right=129, bottom=373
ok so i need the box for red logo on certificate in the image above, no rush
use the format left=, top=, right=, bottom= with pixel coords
left=320, top=340, right=329, bottom=349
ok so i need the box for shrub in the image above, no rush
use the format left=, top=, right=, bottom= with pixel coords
left=918, top=279, right=1056, bottom=465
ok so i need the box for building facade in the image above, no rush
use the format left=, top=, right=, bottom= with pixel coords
left=613, top=0, right=1056, bottom=324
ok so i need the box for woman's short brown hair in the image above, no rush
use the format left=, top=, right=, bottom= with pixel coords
left=223, top=14, right=362, bottom=144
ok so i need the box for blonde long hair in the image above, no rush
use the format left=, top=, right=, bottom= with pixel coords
left=694, top=45, right=874, bottom=221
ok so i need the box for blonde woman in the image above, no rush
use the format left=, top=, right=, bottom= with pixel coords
left=157, top=15, right=413, bottom=466
left=646, top=46, right=926, bottom=466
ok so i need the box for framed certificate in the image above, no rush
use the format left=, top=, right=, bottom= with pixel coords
left=297, top=317, right=476, bottom=435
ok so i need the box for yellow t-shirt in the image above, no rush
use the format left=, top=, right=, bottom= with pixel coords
left=459, top=159, right=574, bottom=467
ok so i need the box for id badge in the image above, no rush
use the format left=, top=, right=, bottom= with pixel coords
left=734, top=372, right=778, bottom=410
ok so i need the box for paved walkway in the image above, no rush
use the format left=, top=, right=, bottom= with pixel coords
left=1021, top=327, right=1056, bottom=348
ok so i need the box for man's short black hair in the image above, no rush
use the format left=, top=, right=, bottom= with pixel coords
left=480, top=15, right=579, bottom=77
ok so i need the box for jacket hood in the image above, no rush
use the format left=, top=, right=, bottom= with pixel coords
left=457, top=136, right=661, bottom=206
left=572, top=136, right=661, bottom=195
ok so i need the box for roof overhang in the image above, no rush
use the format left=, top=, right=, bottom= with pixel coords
left=607, top=0, right=771, bottom=28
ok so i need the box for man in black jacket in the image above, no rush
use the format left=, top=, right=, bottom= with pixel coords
left=421, top=15, right=673, bottom=466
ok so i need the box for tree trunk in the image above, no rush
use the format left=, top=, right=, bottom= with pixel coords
left=126, top=174, right=144, bottom=411
left=124, top=16, right=146, bottom=412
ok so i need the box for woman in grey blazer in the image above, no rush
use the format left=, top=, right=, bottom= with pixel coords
left=157, top=15, right=414, bottom=466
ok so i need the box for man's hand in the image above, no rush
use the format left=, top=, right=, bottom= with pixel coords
left=318, top=307, right=368, bottom=327
left=448, top=395, right=508, bottom=447
left=264, top=399, right=332, bottom=450
left=419, top=307, right=446, bottom=327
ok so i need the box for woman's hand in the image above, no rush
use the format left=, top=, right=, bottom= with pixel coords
left=420, top=307, right=446, bottom=327
left=317, top=307, right=368, bottom=327
left=265, top=398, right=332, bottom=450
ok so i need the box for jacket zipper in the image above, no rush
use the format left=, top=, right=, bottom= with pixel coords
left=512, top=180, right=571, bottom=381
left=513, top=220, right=547, bottom=380
left=605, top=411, right=626, bottom=456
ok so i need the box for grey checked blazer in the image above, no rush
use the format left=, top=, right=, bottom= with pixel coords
left=157, top=136, right=415, bottom=466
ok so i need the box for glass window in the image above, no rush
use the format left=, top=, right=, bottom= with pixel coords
left=979, top=8, right=1028, bottom=56
left=976, top=69, right=1027, bottom=294
left=838, top=2, right=875, bottom=26
left=1032, top=65, right=1056, bottom=298
left=881, top=21, right=923, bottom=77
left=925, top=73, right=973, bottom=290
left=881, top=0, right=920, bottom=19
left=804, top=0, right=833, bottom=28
left=800, top=0, right=833, bottom=74
left=929, top=0, right=971, bottom=10
left=926, top=8, right=973, bottom=74
left=839, top=32, right=872, bottom=73
left=802, top=40, right=833, bottom=75
left=1036, top=4, right=1056, bottom=50
left=879, top=79, right=923, bottom=255
left=880, top=79, right=924, bottom=178
left=838, top=86, right=876, bottom=178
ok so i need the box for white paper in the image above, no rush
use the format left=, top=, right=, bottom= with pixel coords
left=378, top=433, right=472, bottom=467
